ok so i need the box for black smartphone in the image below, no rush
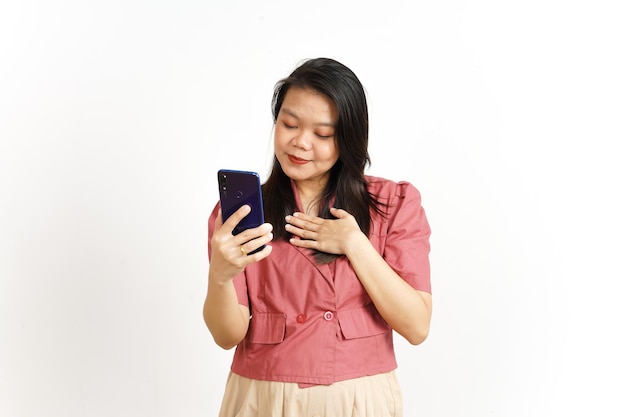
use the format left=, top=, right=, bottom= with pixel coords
left=217, top=169, right=265, bottom=253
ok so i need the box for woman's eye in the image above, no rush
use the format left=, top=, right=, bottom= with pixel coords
left=283, top=122, right=296, bottom=129
left=316, top=133, right=334, bottom=139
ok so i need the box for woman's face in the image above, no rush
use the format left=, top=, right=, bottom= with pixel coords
left=274, top=87, right=339, bottom=190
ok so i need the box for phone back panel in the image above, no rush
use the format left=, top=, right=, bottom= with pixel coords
left=217, top=169, right=265, bottom=236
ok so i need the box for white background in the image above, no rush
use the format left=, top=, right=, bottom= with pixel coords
left=1, top=1, right=625, bottom=416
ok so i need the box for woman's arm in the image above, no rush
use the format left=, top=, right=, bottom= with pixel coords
left=203, top=276, right=251, bottom=350
left=340, top=229, right=432, bottom=345
left=204, top=205, right=273, bottom=349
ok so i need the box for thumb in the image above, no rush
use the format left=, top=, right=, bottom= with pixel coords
left=329, top=207, right=350, bottom=219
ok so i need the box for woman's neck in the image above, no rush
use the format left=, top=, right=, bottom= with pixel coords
left=294, top=180, right=326, bottom=216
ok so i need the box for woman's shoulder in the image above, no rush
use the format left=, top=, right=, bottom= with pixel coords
left=365, top=174, right=421, bottom=199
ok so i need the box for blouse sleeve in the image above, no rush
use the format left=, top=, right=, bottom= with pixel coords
left=382, top=182, right=432, bottom=293
left=207, top=202, right=250, bottom=307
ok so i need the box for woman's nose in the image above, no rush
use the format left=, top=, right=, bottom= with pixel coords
left=292, top=131, right=312, bottom=150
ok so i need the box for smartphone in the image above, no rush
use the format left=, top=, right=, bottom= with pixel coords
left=217, top=169, right=265, bottom=253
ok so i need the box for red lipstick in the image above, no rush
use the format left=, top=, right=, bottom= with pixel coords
left=288, top=154, right=309, bottom=165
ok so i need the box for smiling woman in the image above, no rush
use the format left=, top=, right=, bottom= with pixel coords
left=274, top=87, right=340, bottom=208
left=204, top=58, right=432, bottom=417
left=3, top=1, right=624, bottom=416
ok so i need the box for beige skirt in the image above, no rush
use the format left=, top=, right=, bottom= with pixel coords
left=217, top=371, right=403, bottom=417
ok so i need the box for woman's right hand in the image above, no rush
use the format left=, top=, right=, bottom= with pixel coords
left=209, top=204, right=273, bottom=282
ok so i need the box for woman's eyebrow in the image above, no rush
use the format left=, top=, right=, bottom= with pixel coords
left=280, top=108, right=299, bottom=119
left=280, top=107, right=335, bottom=127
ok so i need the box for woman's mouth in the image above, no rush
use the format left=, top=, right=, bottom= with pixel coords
left=288, top=154, right=309, bottom=165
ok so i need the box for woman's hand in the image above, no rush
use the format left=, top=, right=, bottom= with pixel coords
left=285, top=207, right=367, bottom=255
left=210, top=204, right=273, bottom=282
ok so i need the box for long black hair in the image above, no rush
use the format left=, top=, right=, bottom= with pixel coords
left=263, top=58, right=385, bottom=264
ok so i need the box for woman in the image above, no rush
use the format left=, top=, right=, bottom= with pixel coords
left=204, top=58, right=432, bottom=417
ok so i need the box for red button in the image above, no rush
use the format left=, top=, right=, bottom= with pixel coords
left=296, top=314, right=306, bottom=323
left=323, top=311, right=334, bottom=321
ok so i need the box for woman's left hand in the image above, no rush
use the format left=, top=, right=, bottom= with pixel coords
left=285, top=207, right=366, bottom=255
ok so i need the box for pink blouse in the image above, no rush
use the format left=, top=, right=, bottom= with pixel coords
left=208, top=175, right=431, bottom=386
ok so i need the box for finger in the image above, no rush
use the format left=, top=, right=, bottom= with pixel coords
left=221, top=204, right=252, bottom=233
left=239, top=229, right=274, bottom=254
left=329, top=207, right=350, bottom=219
left=286, top=215, right=321, bottom=231
left=289, top=236, right=318, bottom=249
left=244, top=244, right=273, bottom=262
left=285, top=222, right=316, bottom=240
left=291, top=212, right=325, bottom=224
left=289, top=236, right=304, bottom=247
left=236, top=223, right=273, bottom=247
left=239, top=237, right=273, bottom=261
